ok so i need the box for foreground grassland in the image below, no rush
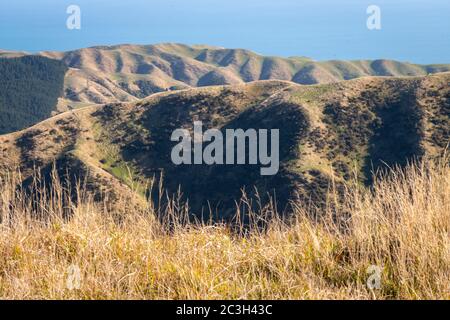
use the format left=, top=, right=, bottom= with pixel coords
left=0, top=158, right=448, bottom=300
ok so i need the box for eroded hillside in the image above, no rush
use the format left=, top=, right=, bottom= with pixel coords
left=39, top=43, right=450, bottom=108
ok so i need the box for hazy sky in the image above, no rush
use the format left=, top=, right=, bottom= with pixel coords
left=0, top=0, right=449, bottom=63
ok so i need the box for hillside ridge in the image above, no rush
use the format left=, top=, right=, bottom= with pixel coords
left=1, top=73, right=448, bottom=218
left=33, top=43, right=450, bottom=108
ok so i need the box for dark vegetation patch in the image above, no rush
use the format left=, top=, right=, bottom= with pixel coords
left=18, top=153, right=130, bottom=221
left=119, top=80, right=167, bottom=98
left=20, top=154, right=94, bottom=220
left=0, top=56, right=67, bottom=134
left=161, top=101, right=310, bottom=220
left=323, top=100, right=378, bottom=159
left=15, top=129, right=45, bottom=168
left=420, top=84, right=450, bottom=150
left=14, top=117, right=80, bottom=172
left=321, top=81, right=425, bottom=183
left=365, top=88, right=424, bottom=181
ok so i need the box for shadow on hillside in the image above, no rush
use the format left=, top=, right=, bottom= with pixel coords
left=122, top=97, right=311, bottom=221
left=364, top=89, right=425, bottom=184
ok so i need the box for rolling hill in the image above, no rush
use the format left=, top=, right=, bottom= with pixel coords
left=39, top=43, right=450, bottom=108
left=1, top=43, right=450, bottom=135
left=1, top=72, right=448, bottom=219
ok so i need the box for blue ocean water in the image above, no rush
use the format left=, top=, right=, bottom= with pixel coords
left=0, top=0, right=449, bottom=64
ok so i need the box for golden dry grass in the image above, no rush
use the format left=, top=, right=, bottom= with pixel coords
left=0, top=157, right=448, bottom=300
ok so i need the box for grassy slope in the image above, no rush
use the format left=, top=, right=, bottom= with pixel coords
left=0, top=73, right=448, bottom=218
left=0, top=151, right=448, bottom=299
